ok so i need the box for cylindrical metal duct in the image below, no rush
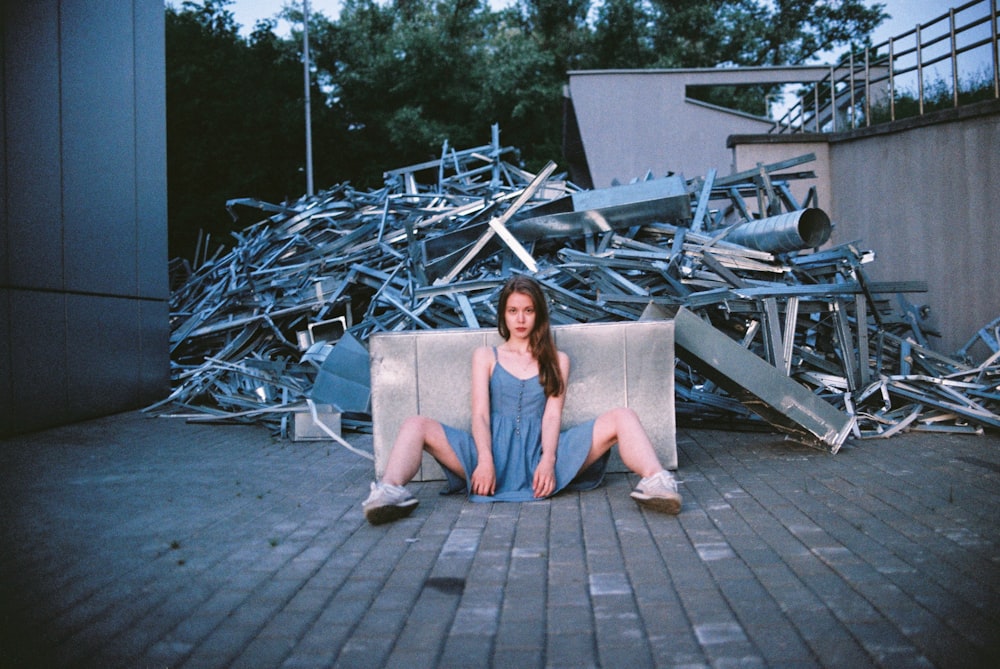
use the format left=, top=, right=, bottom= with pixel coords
left=725, top=208, right=832, bottom=253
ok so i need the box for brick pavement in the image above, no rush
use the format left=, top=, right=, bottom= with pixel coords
left=0, top=410, right=997, bottom=668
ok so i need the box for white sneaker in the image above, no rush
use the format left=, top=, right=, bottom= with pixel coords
left=630, top=470, right=682, bottom=515
left=363, top=482, right=419, bottom=525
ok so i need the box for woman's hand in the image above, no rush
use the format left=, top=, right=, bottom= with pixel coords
left=470, top=459, right=496, bottom=496
left=532, top=456, right=556, bottom=498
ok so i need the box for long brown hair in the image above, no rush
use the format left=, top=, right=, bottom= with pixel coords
left=497, top=275, right=565, bottom=397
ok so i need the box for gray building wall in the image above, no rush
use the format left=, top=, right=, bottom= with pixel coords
left=730, top=102, right=1000, bottom=356
left=1, top=0, right=169, bottom=436
left=567, top=68, right=833, bottom=187
left=827, top=102, right=1000, bottom=357
left=570, top=68, right=1000, bottom=359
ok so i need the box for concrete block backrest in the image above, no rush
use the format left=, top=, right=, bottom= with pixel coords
left=369, top=320, right=676, bottom=481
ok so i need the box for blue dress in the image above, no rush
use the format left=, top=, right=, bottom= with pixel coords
left=439, top=347, right=609, bottom=502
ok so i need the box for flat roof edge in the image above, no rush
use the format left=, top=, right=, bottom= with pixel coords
left=569, top=66, right=835, bottom=75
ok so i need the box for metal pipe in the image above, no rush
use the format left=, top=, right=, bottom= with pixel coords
left=864, top=46, right=871, bottom=127
left=830, top=65, right=836, bottom=132
left=814, top=83, right=820, bottom=131
left=849, top=50, right=856, bottom=129
left=950, top=8, right=959, bottom=109
left=917, top=23, right=925, bottom=116
left=302, top=0, right=314, bottom=197
left=724, top=208, right=832, bottom=253
left=889, top=36, right=896, bottom=121
left=993, top=0, right=999, bottom=99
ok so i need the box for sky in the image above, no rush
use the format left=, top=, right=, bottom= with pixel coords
left=223, top=0, right=965, bottom=48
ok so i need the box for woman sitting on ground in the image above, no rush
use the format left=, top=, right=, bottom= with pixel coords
left=362, top=274, right=681, bottom=524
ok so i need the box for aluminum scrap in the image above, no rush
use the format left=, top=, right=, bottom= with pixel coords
left=147, top=126, right=1000, bottom=444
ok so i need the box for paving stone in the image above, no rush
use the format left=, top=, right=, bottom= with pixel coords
left=489, top=646, right=545, bottom=668
left=546, top=631, right=600, bottom=667
left=495, top=618, right=545, bottom=650
left=437, top=632, right=495, bottom=668
left=1, top=411, right=998, bottom=667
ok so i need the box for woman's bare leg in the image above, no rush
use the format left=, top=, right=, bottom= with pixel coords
left=580, top=407, right=681, bottom=515
left=582, top=407, right=663, bottom=478
left=381, top=416, right=467, bottom=486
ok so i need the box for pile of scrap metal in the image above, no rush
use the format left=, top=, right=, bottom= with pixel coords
left=147, top=126, right=1000, bottom=452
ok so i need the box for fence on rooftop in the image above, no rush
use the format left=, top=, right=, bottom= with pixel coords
left=771, top=0, right=999, bottom=133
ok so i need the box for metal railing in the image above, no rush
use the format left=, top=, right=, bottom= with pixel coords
left=771, top=0, right=999, bottom=134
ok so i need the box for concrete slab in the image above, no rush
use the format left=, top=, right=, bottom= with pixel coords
left=370, top=320, right=677, bottom=481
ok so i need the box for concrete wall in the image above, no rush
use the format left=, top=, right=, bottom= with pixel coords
left=728, top=101, right=1000, bottom=357
left=571, top=68, right=1000, bottom=359
left=1, top=0, right=169, bottom=436
left=568, top=67, right=832, bottom=187
left=370, top=321, right=677, bottom=481
left=827, top=101, right=1000, bottom=357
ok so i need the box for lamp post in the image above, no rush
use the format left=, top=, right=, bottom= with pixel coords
left=302, top=0, right=315, bottom=196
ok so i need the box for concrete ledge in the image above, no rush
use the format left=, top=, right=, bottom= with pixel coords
left=369, top=320, right=677, bottom=481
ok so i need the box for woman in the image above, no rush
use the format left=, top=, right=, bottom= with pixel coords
left=362, top=275, right=681, bottom=525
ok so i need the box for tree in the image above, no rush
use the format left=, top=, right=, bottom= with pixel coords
left=165, top=0, right=890, bottom=258
left=639, top=0, right=886, bottom=68
left=310, top=0, right=499, bottom=186
left=637, top=0, right=886, bottom=114
left=166, top=0, right=347, bottom=259
left=590, top=0, right=656, bottom=69
left=753, top=0, right=887, bottom=66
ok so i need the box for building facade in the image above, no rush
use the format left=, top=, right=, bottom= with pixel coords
left=1, top=0, right=169, bottom=436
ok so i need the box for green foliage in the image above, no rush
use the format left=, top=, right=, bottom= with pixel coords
left=868, top=67, right=998, bottom=125
left=165, top=0, right=346, bottom=258
left=590, top=0, right=655, bottom=69
left=641, top=0, right=887, bottom=113
left=320, top=0, right=498, bottom=184
left=687, top=85, right=773, bottom=118
left=165, top=0, right=891, bottom=260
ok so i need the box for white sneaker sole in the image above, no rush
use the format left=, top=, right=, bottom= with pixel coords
left=630, top=492, right=681, bottom=515
left=364, top=498, right=419, bottom=525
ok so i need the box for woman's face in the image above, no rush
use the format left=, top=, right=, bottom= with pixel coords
left=504, top=291, right=536, bottom=340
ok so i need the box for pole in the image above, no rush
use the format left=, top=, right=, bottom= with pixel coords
left=302, top=0, right=315, bottom=196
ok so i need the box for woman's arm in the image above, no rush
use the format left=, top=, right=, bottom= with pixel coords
left=469, top=346, right=496, bottom=496
left=533, top=351, right=570, bottom=498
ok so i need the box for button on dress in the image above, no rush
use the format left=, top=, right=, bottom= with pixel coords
left=439, top=348, right=609, bottom=502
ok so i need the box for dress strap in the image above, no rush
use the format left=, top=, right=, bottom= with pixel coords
left=492, top=346, right=499, bottom=361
